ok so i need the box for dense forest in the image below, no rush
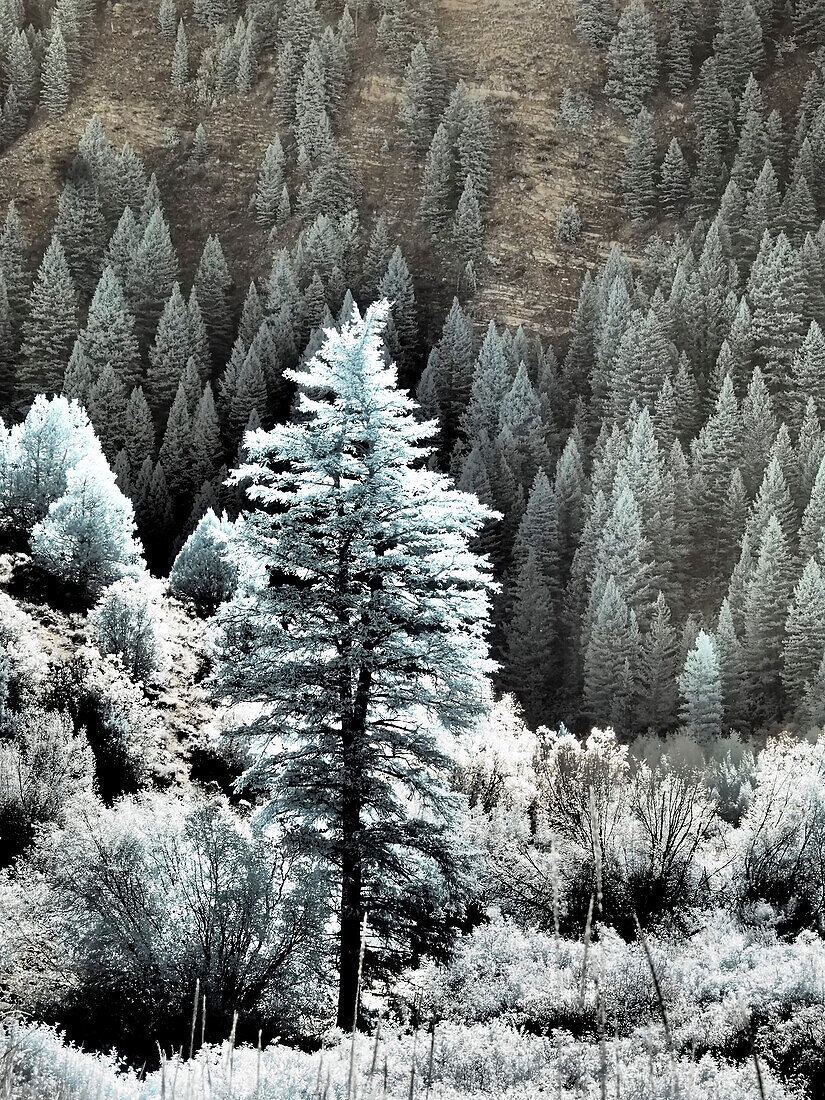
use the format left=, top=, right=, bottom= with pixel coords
left=2, top=0, right=825, bottom=1097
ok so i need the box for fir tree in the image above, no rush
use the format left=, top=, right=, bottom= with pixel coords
left=158, top=0, right=177, bottom=41
left=129, top=208, right=179, bottom=347
left=88, top=363, right=127, bottom=461
left=192, top=382, right=223, bottom=486
left=583, top=576, right=640, bottom=731
left=714, top=0, right=764, bottom=96
left=503, top=549, right=556, bottom=726
left=659, top=137, right=690, bottom=216
left=419, top=122, right=453, bottom=232
left=665, top=18, right=692, bottom=95
left=604, top=0, right=659, bottom=118
left=743, top=514, right=794, bottom=722
left=146, top=283, right=193, bottom=413
left=716, top=598, right=746, bottom=728
left=211, top=302, right=494, bottom=1031
left=171, top=19, right=189, bottom=88
left=42, top=25, right=70, bottom=117
left=377, top=246, right=418, bottom=368
left=783, top=557, right=825, bottom=705
left=19, top=237, right=77, bottom=401
left=458, top=98, right=494, bottom=207
left=251, top=138, right=285, bottom=227
left=76, top=268, right=141, bottom=393
left=158, top=379, right=193, bottom=500
left=679, top=630, right=723, bottom=740
left=194, top=235, right=233, bottom=359
left=401, top=42, right=436, bottom=153
left=453, top=175, right=483, bottom=264
left=574, top=0, right=617, bottom=49
left=124, top=386, right=154, bottom=471
left=792, top=320, right=825, bottom=429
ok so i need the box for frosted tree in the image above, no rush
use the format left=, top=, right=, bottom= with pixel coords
left=453, top=176, right=483, bottom=264
left=574, top=0, right=617, bottom=49
left=42, top=25, right=70, bottom=117
left=194, top=235, right=233, bottom=358
left=158, top=0, right=177, bottom=40
left=169, top=508, right=238, bottom=614
left=19, top=238, right=78, bottom=401
left=659, top=138, right=690, bottom=216
left=791, top=320, right=825, bottom=428
left=147, top=283, right=193, bottom=412
left=250, top=138, right=285, bottom=227
left=583, top=576, right=640, bottom=732
left=604, top=0, right=658, bottom=118
left=211, top=302, right=495, bottom=1030
left=171, top=19, right=189, bottom=88
left=679, top=631, right=723, bottom=741
left=31, top=452, right=143, bottom=599
left=76, top=268, right=141, bottom=393
left=783, top=558, right=825, bottom=705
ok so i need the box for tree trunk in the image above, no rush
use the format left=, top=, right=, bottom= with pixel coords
left=336, top=792, right=363, bottom=1031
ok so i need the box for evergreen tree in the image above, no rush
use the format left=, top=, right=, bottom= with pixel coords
left=88, top=363, right=127, bottom=461
left=748, top=231, right=805, bottom=414
left=458, top=98, right=494, bottom=207
left=714, top=0, right=764, bottom=95
left=665, top=17, right=692, bottom=95
left=19, top=238, right=77, bottom=401
left=377, top=247, right=418, bottom=368
left=715, top=598, right=746, bottom=729
left=622, top=108, right=657, bottom=224
left=146, top=283, right=193, bottom=413
left=659, top=137, right=690, bottom=216
left=637, top=590, right=680, bottom=731
left=419, top=122, right=453, bottom=232
left=783, top=557, right=825, bottom=705
left=575, top=0, right=617, bottom=49
left=743, top=514, right=794, bottom=722
left=124, top=386, right=154, bottom=471
left=129, top=208, right=179, bottom=347
left=42, top=25, right=70, bottom=117
left=158, top=0, right=177, bottom=41
left=171, top=19, right=189, bottom=88
left=583, top=576, right=640, bottom=731
left=604, top=0, right=659, bottom=117
left=194, top=235, right=233, bottom=359
left=692, top=128, right=726, bottom=214
left=158, top=379, right=193, bottom=500
left=192, top=382, right=223, bottom=486
left=76, top=268, right=141, bottom=392
left=401, top=42, right=436, bottom=153
left=169, top=508, right=238, bottom=615
left=679, top=630, right=723, bottom=740
left=251, top=138, right=285, bottom=227
left=210, top=302, right=494, bottom=1031
left=791, top=320, right=825, bottom=428
left=801, top=452, right=825, bottom=561
left=503, top=549, right=556, bottom=726
left=453, top=175, right=483, bottom=264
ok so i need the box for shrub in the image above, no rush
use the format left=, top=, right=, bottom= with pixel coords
left=735, top=733, right=825, bottom=932
left=0, top=594, right=45, bottom=731
left=30, top=793, right=330, bottom=1059
left=555, top=203, right=583, bottom=243
left=42, top=646, right=162, bottom=799
left=88, top=577, right=167, bottom=685
left=558, top=86, right=593, bottom=130
left=0, top=708, right=94, bottom=865
left=169, top=508, right=239, bottom=614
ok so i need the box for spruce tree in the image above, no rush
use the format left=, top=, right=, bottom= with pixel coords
left=158, top=0, right=177, bottom=41
left=583, top=576, right=640, bottom=732
left=171, top=19, right=189, bottom=88
left=401, top=43, right=436, bottom=153
left=716, top=598, right=746, bottom=728
left=130, top=208, right=179, bottom=347
left=419, top=122, right=453, bottom=232
left=679, top=631, right=723, bottom=740
left=42, top=25, right=70, bottom=117
left=192, top=382, right=223, bottom=486
left=604, top=0, right=659, bottom=118
left=783, top=558, right=825, bottom=705
left=194, top=235, right=233, bottom=359
left=76, top=268, right=141, bottom=393
left=453, top=175, right=483, bottom=264
left=458, top=98, right=494, bottom=207
left=88, top=363, right=127, bottom=461
left=19, top=237, right=77, bottom=401
left=158, top=379, right=193, bottom=500
left=659, top=137, right=690, bottom=216
left=124, top=386, right=155, bottom=471
left=714, top=0, right=764, bottom=96
left=621, top=107, right=657, bottom=225
left=574, top=0, right=617, bottom=49
left=210, top=302, right=494, bottom=1031
left=250, top=138, right=285, bottom=227
left=791, top=320, right=825, bottom=429
left=503, top=549, right=556, bottom=726
left=377, top=247, right=418, bottom=368
left=743, top=514, right=794, bottom=722
left=665, top=18, right=692, bottom=95
left=637, top=590, right=680, bottom=731
left=146, top=283, right=193, bottom=413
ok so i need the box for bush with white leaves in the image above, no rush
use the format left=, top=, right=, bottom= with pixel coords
left=88, top=577, right=167, bottom=684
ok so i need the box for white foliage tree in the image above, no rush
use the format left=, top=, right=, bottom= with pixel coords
left=211, top=301, right=495, bottom=1030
